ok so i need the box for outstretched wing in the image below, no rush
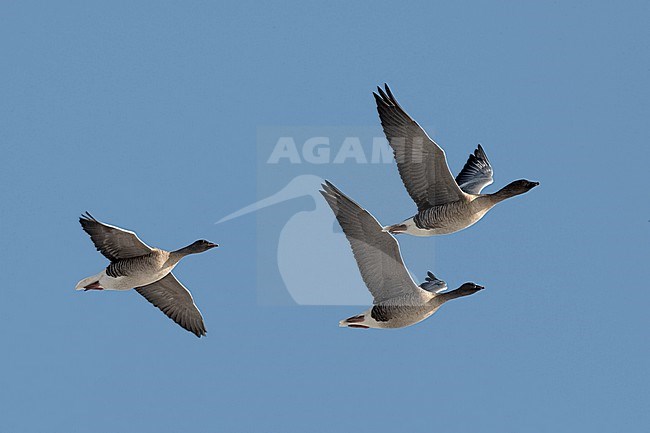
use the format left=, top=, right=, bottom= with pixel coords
left=374, top=84, right=466, bottom=210
left=419, top=271, right=448, bottom=294
left=79, top=212, right=152, bottom=262
left=135, top=273, right=207, bottom=338
left=455, top=144, right=494, bottom=194
left=320, top=181, right=426, bottom=305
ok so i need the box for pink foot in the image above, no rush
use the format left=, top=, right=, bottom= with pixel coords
left=84, top=281, right=104, bottom=291
left=345, top=314, right=365, bottom=323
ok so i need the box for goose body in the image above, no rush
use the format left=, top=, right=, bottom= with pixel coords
left=76, top=213, right=218, bottom=337
left=392, top=196, right=494, bottom=236
left=374, top=84, right=539, bottom=236
left=320, top=181, right=484, bottom=329
left=76, top=249, right=179, bottom=292
left=341, top=297, right=447, bottom=329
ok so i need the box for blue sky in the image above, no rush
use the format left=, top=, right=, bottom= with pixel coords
left=1, top=1, right=649, bottom=432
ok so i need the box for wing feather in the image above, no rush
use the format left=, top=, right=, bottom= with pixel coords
left=320, top=181, right=426, bottom=305
left=455, top=144, right=494, bottom=194
left=79, top=212, right=152, bottom=261
left=135, top=273, right=207, bottom=338
left=374, top=84, right=466, bottom=209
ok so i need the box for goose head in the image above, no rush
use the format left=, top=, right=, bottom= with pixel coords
left=184, top=240, right=219, bottom=254
left=492, top=179, right=539, bottom=202
left=457, top=282, right=485, bottom=296
left=503, top=179, right=539, bottom=195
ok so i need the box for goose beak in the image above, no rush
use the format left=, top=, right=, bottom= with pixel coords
left=208, top=243, right=219, bottom=249
left=475, top=285, right=485, bottom=290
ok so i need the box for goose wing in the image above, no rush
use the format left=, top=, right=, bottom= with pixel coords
left=135, top=273, right=207, bottom=338
left=79, top=212, right=152, bottom=261
left=374, top=84, right=466, bottom=210
left=320, top=181, right=426, bottom=304
left=419, top=271, right=448, bottom=294
left=455, top=144, right=494, bottom=194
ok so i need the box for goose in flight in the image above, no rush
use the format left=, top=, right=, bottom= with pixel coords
left=75, top=212, right=218, bottom=337
left=320, top=181, right=484, bottom=329
left=374, top=84, right=539, bottom=236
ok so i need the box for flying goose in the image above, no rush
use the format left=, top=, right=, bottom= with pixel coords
left=320, top=181, right=484, bottom=329
left=75, top=212, right=218, bottom=337
left=374, top=84, right=539, bottom=236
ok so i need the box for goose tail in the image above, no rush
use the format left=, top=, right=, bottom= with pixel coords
left=75, top=273, right=103, bottom=291
left=339, top=313, right=371, bottom=329
left=382, top=223, right=407, bottom=234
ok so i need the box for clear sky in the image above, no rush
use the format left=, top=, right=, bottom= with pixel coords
left=1, top=1, right=649, bottom=432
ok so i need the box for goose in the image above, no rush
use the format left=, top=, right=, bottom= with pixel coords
left=320, top=181, right=484, bottom=329
left=374, top=84, right=539, bottom=236
left=75, top=212, right=218, bottom=337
